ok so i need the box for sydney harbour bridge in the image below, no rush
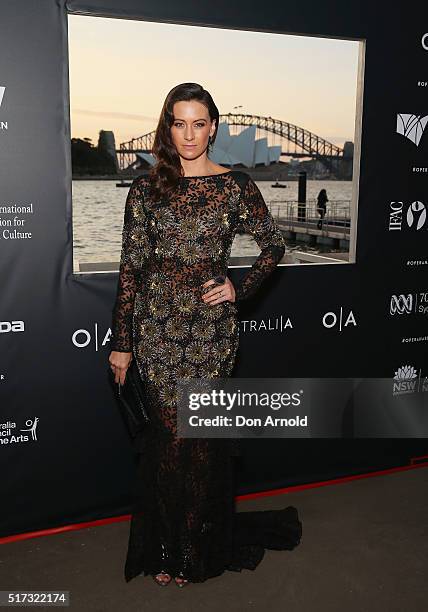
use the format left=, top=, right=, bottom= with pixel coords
left=116, top=113, right=352, bottom=178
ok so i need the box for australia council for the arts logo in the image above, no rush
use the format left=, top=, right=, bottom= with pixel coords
left=0, top=417, right=39, bottom=446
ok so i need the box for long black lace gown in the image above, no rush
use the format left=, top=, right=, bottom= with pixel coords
left=110, top=170, right=302, bottom=583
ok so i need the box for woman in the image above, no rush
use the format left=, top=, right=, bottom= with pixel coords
left=109, top=83, right=302, bottom=587
left=316, top=188, right=328, bottom=230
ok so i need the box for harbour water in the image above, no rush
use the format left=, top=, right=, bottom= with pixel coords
left=72, top=179, right=353, bottom=271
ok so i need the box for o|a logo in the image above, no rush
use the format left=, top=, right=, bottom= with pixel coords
left=422, top=33, right=428, bottom=51
left=0, top=86, right=5, bottom=108
left=322, top=307, right=357, bottom=331
left=72, top=328, right=91, bottom=348
left=71, top=324, right=111, bottom=350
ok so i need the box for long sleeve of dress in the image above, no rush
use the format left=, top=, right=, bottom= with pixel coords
left=121, top=172, right=302, bottom=584
left=234, top=176, right=286, bottom=301
left=110, top=178, right=147, bottom=352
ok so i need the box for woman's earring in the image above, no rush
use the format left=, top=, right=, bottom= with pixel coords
left=208, top=136, right=213, bottom=151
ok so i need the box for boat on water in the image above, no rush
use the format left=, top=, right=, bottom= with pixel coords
left=116, top=181, right=133, bottom=187
left=271, top=180, right=287, bottom=188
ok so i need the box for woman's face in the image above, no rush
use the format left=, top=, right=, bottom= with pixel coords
left=170, top=100, right=216, bottom=160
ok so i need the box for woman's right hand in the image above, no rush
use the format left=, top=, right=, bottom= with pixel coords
left=109, top=351, right=133, bottom=385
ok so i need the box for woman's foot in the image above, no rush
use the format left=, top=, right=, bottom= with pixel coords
left=152, top=571, right=172, bottom=586
left=174, top=574, right=189, bottom=587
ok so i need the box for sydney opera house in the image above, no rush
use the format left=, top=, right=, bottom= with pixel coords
left=133, top=122, right=281, bottom=171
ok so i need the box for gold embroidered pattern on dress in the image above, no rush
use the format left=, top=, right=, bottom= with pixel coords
left=111, top=171, right=288, bottom=583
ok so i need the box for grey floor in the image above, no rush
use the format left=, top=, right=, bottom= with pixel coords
left=1, top=467, right=427, bottom=612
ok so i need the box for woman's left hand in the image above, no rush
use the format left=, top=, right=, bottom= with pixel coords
left=201, top=276, right=236, bottom=305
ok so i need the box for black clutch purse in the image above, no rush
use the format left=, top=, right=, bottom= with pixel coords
left=107, top=358, right=150, bottom=438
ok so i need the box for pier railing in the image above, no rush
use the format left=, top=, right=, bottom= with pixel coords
left=267, top=199, right=351, bottom=230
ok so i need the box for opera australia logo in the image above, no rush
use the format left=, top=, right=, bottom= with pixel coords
left=322, top=307, right=357, bottom=331
left=72, top=323, right=112, bottom=350
left=396, top=114, right=428, bottom=147
left=388, top=200, right=427, bottom=231
left=392, top=364, right=428, bottom=396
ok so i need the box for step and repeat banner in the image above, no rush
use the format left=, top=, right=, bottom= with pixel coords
left=0, top=0, right=427, bottom=537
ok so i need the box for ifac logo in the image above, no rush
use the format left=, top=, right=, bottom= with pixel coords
left=388, top=200, right=427, bottom=231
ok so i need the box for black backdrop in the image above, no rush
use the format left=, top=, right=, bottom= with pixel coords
left=0, top=0, right=427, bottom=537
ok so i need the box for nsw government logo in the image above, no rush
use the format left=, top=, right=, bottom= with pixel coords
left=392, top=364, right=428, bottom=396
left=0, top=417, right=39, bottom=446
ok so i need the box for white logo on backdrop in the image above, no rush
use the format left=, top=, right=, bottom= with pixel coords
left=394, top=364, right=418, bottom=380
left=72, top=323, right=111, bottom=351
left=390, top=293, right=428, bottom=316
left=240, top=315, right=292, bottom=333
left=20, top=417, right=39, bottom=441
left=0, top=417, right=39, bottom=447
left=322, top=308, right=357, bottom=330
left=407, top=201, right=427, bottom=229
left=392, top=364, right=428, bottom=395
left=422, top=33, right=428, bottom=51
left=396, top=114, right=428, bottom=147
left=390, top=294, right=413, bottom=315
left=0, top=320, right=25, bottom=333
left=72, top=318, right=290, bottom=346
left=388, top=200, right=427, bottom=231
left=0, top=86, right=7, bottom=130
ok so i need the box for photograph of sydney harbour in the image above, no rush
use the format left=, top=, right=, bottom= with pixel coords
left=68, top=15, right=362, bottom=273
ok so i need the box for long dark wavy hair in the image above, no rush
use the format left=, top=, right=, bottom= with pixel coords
left=317, top=188, right=328, bottom=203
left=147, top=83, right=220, bottom=201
